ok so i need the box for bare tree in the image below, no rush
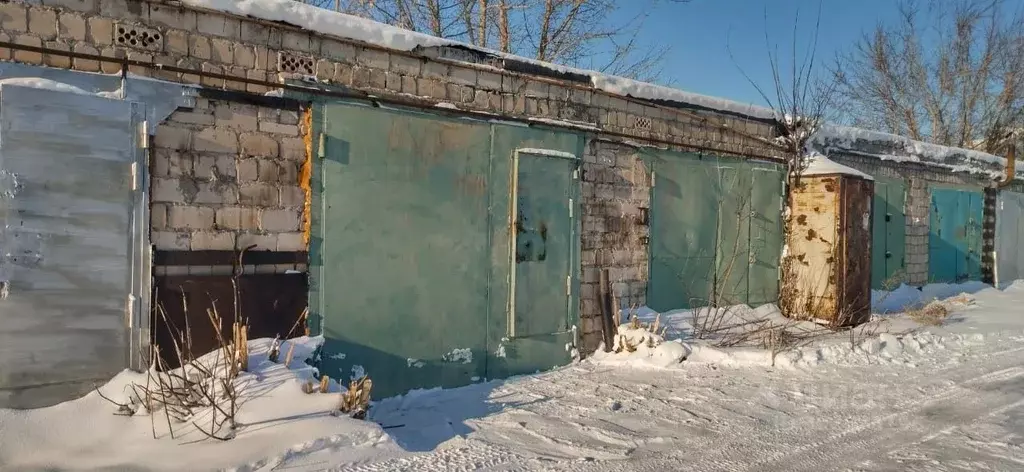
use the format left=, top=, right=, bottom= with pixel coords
left=730, top=3, right=838, bottom=184
left=300, top=0, right=688, bottom=83
left=833, top=0, right=1024, bottom=154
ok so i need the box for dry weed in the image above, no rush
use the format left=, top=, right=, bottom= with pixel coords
left=908, top=302, right=950, bottom=326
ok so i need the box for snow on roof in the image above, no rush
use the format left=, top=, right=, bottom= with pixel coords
left=181, top=0, right=776, bottom=121
left=808, top=124, right=1019, bottom=180
left=803, top=152, right=874, bottom=180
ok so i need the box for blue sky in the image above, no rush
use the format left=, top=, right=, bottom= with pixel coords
left=615, top=0, right=902, bottom=107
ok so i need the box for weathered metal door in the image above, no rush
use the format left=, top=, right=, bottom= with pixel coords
left=870, top=179, right=906, bottom=289
left=996, top=191, right=1024, bottom=286
left=747, top=164, right=785, bottom=305
left=314, top=102, right=492, bottom=399
left=648, top=153, right=720, bottom=311
left=715, top=163, right=752, bottom=305
left=649, top=153, right=784, bottom=311
left=0, top=85, right=145, bottom=408
left=929, top=188, right=983, bottom=283
left=510, top=151, right=576, bottom=338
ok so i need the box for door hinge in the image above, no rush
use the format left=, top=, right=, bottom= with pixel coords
left=651, top=170, right=656, bottom=187
left=138, top=121, right=149, bottom=149
left=317, top=133, right=327, bottom=159
left=566, top=275, right=571, bottom=296
left=573, top=167, right=580, bottom=180
left=130, top=162, right=138, bottom=191
left=568, top=198, right=573, bottom=218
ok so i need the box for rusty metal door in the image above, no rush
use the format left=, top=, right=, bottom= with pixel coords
left=996, top=191, right=1024, bottom=286
left=509, top=150, right=577, bottom=338
left=0, top=85, right=145, bottom=408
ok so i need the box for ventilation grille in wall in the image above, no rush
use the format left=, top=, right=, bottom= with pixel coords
left=278, top=52, right=315, bottom=75
left=633, top=116, right=653, bottom=131
left=116, top=24, right=162, bottom=51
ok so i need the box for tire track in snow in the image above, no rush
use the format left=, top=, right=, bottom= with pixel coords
left=744, top=364, right=1024, bottom=472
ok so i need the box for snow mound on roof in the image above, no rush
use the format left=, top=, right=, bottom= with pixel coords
left=183, top=0, right=773, bottom=120
left=809, top=124, right=1017, bottom=179
left=803, top=151, right=874, bottom=180
left=0, top=77, right=91, bottom=95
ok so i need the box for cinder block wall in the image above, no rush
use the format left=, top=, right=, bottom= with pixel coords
left=830, top=153, right=994, bottom=286
left=150, top=99, right=307, bottom=254
left=1, top=0, right=784, bottom=352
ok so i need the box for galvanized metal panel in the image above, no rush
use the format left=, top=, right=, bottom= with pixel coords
left=315, top=103, right=492, bottom=398
left=995, top=191, right=1024, bottom=286
left=0, top=86, right=139, bottom=408
left=648, top=153, right=720, bottom=311
left=929, top=188, right=984, bottom=283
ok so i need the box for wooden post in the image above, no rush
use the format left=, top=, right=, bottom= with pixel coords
left=599, top=269, right=616, bottom=352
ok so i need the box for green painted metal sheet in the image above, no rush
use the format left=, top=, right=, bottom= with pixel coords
left=310, top=101, right=583, bottom=398
left=929, top=188, right=983, bottom=283
left=485, top=125, right=582, bottom=382
left=648, top=153, right=721, bottom=311
left=511, top=152, right=576, bottom=338
left=714, top=162, right=752, bottom=305
left=870, top=179, right=907, bottom=289
left=747, top=165, right=786, bottom=305
left=648, top=153, right=784, bottom=311
left=314, top=103, right=493, bottom=398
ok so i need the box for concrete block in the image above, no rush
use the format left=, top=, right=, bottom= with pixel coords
left=194, top=127, right=239, bottom=154
left=210, top=37, right=233, bottom=64
left=282, top=30, right=311, bottom=52
left=86, top=16, right=113, bottom=46
left=259, top=121, right=299, bottom=136
left=14, top=34, right=44, bottom=66
left=189, top=35, right=210, bottom=59
left=190, top=231, right=235, bottom=251
left=238, top=183, right=278, bottom=206
left=214, top=103, right=258, bottom=131
left=280, top=137, right=306, bottom=161
left=196, top=11, right=239, bottom=38
left=168, top=205, right=215, bottom=230
left=256, top=158, right=282, bottom=183
left=355, top=48, right=389, bottom=70
left=215, top=206, right=259, bottom=230
left=236, top=158, right=259, bottom=182
left=152, top=149, right=190, bottom=177
left=193, top=181, right=238, bottom=205
left=320, top=38, right=355, bottom=62
left=0, top=3, right=28, bottom=33
left=240, top=21, right=270, bottom=44
left=260, top=208, right=301, bottom=232
left=239, top=133, right=279, bottom=158
left=41, top=0, right=97, bottom=14
left=150, top=203, right=168, bottom=230
left=148, top=3, right=196, bottom=30
left=170, top=110, right=215, bottom=126
left=280, top=186, right=305, bottom=207
left=236, top=232, right=277, bottom=251
left=43, top=40, right=71, bottom=69
left=151, top=178, right=188, bottom=203
left=57, top=12, right=86, bottom=41
left=152, top=231, right=190, bottom=250
left=390, top=54, right=421, bottom=76
left=277, top=232, right=306, bottom=251
left=477, top=71, right=502, bottom=91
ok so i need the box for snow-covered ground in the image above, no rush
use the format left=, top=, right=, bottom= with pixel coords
left=3, top=281, right=1024, bottom=471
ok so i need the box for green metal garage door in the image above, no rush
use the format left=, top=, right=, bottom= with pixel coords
left=310, top=101, right=582, bottom=398
left=648, top=152, right=784, bottom=312
left=870, top=178, right=907, bottom=289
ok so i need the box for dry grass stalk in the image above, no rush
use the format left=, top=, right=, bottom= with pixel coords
left=284, top=343, right=296, bottom=365
left=908, top=302, right=950, bottom=326
left=338, top=376, right=373, bottom=419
